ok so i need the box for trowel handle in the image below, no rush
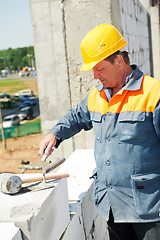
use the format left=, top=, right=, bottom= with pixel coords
left=43, top=157, right=65, bottom=174
left=17, top=173, right=69, bottom=183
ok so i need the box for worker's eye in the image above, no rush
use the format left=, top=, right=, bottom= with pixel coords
left=98, top=68, right=104, bottom=71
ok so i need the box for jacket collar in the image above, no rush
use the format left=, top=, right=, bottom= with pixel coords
left=95, top=65, right=144, bottom=92
left=124, top=65, right=144, bottom=91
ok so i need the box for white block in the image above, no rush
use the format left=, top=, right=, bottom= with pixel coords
left=62, top=206, right=86, bottom=240
left=0, top=179, right=70, bottom=240
left=62, top=183, right=109, bottom=240
left=0, top=222, right=22, bottom=240
left=29, top=179, right=70, bottom=240
left=57, top=149, right=96, bottom=201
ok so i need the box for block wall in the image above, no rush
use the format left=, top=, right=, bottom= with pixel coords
left=120, top=0, right=152, bottom=76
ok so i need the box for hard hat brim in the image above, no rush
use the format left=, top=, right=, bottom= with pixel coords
left=80, top=61, right=99, bottom=71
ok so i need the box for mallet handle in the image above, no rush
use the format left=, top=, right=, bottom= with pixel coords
left=17, top=173, right=69, bottom=183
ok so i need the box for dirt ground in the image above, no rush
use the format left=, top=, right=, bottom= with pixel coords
left=0, top=133, right=43, bottom=174
left=0, top=77, right=43, bottom=174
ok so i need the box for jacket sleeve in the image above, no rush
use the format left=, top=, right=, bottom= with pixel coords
left=153, top=100, right=160, bottom=140
left=50, top=94, right=93, bottom=146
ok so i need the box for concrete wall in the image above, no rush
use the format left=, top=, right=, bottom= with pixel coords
left=140, top=0, right=160, bottom=79
left=30, top=0, right=74, bottom=159
left=30, top=0, right=156, bottom=159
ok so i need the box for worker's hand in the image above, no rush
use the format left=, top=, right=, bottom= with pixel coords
left=39, top=133, right=57, bottom=157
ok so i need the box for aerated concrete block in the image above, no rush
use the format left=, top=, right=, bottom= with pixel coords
left=0, top=178, right=70, bottom=240
left=0, top=222, right=22, bottom=240
left=61, top=183, right=109, bottom=240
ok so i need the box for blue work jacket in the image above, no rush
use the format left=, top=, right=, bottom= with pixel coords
left=51, top=65, right=160, bottom=222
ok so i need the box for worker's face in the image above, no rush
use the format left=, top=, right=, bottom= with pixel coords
left=93, top=59, right=121, bottom=88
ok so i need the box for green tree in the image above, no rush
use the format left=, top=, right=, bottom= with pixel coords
left=0, top=46, right=35, bottom=72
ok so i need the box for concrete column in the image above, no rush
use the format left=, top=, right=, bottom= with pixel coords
left=30, top=0, right=74, bottom=159
left=56, top=0, right=115, bottom=151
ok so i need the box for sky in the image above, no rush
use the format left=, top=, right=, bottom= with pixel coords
left=0, top=0, right=34, bottom=50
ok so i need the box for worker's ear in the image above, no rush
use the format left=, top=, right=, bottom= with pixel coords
left=116, top=54, right=123, bottom=67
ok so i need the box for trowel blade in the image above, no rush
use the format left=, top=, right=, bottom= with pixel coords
left=20, top=179, right=59, bottom=193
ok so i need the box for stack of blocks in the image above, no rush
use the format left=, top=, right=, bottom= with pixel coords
left=0, top=149, right=109, bottom=240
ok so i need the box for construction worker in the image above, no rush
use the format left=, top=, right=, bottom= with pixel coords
left=39, top=24, right=160, bottom=239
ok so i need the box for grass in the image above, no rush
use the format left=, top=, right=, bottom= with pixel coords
left=0, top=78, right=24, bottom=87
left=0, top=78, right=38, bottom=95
left=25, top=117, right=41, bottom=125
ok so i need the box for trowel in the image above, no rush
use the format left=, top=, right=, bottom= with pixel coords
left=18, top=157, right=66, bottom=193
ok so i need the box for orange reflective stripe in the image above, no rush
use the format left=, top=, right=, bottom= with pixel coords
left=88, top=87, right=108, bottom=115
left=116, top=75, right=160, bottom=113
left=88, top=75, right=160, bottom=115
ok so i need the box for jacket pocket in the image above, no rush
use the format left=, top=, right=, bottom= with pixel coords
left=90, top=112, right=102, bottom=143
left=131, top=171, right=160, bottom=218
left=118, top=111, right=145, bottom=143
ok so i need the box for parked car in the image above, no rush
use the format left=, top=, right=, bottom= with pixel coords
left=1, top=70, right=8, bottom=77
left=11, top=95, right=20, bottom=101
left=18, top=89, right=34, bottom=97
left=0, top=93, right=10, bottom=99
left=19, top=95, right=30, bottom=101
left=20, top=100, right=31, bottom=109
left=18, top=109, right=27, bottom=121
left=28, top=97, right=36, bottom=105
left=19, top=71, right=26, bottom=77
left=3, top=114, right=20, bottom=128
left=15, top=89, right=34, bottom=97
left=18, top=106, right=33, bottom=120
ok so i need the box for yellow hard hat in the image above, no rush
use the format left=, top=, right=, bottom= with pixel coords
left=80, top=24, right=127, bottom=71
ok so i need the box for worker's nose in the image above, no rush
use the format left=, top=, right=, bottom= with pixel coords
left=93, top=69, right=100, bottom=79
